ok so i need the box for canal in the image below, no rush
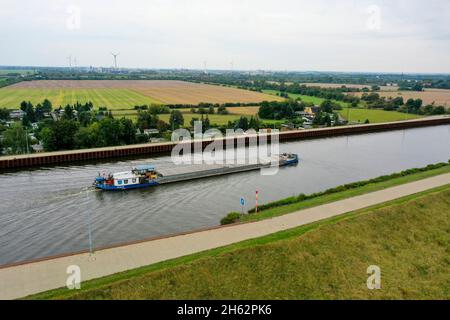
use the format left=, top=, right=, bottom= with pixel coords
left=0, top=125, right=449, bottom=266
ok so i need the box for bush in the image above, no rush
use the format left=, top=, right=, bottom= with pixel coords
left=220, top=212, right=241, bottom=225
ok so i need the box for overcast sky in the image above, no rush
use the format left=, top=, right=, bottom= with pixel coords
left=0, top=0, right=449, bottom=73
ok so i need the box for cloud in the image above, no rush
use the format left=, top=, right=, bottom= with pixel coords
left=0, top=0, right=449, bottom=72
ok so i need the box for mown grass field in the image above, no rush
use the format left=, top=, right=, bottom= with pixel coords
left=263, top=89, right=423, bottom=123
left=263, top=89, right=341, bottom=106
left=340, top=107, right=422, bottom=123
left=112, top=106, right=264, bottom=126
left=0, top=88, right=161, bottom=109
left=31, top=184, right=450, bottom=300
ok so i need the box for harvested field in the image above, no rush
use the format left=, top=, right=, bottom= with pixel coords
left=349, top=89, right=450, bottom=107
left=3, top=80, right=282, bottom=107
left=227, top=106, right=260, bottom=116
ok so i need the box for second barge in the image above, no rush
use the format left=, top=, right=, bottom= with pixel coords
left=94, top=153, right=299, bottom=191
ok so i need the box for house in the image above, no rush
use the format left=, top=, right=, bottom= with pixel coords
left=143, top=129, right=160, bottom=136
left=32, top=143, right=44, bottom=153
left=9, top=110, right=26, bottom=120
left=304, top=106, right=320, bottom=116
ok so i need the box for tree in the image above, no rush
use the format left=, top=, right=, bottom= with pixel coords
left=2, top=123, right=28, bottom=154
left=41, top=120, right=79, bottom=151
left=217, top=105, right=229, bottom=115
left=208, top=106, right=215, bottom=114
left=235, top=116, right=249, bottom=130
left=156, top=120, right=169, bottom=132
left=20, top=101, right=35, bottom=124
left=42, top=99, right=52, bottom=113
left=117, top=118, right=136, bottom=145
left=405, top=99, right=423, bottom=114
left=0, top=108, right=9, bottom=121
left=248, top=116, right=260, bottom=130
left=78, top=111, right=94, bottom=127
left=62, top=105, right=75, bottom=120
left=320, top=100, right=334, bottom=113
left=169, top=110, right=184, bottom=130
left=137, top=110, right=159, bottom=130
left=75, top=122, right=101, bottom=149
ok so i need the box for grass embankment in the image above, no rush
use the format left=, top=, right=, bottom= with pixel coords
left=222, top=162, right=450, bottom=224
left=31, top=184, right=450, bottom=300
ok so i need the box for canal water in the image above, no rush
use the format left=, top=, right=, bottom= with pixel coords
left=0, top=125, right=449, bottom=266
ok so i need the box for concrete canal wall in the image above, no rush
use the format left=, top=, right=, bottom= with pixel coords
left=0, top=116, right=449, bottom=170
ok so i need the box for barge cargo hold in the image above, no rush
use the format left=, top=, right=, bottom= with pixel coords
left=94, top=153, right=299, bottom=191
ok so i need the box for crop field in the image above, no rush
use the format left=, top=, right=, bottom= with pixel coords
left=0, top=88, right=161, bottom=109
left=349, top=89, right=450, bottom=107
left=1, top=80, right=282, bottom=109
left=227, top=106, right=260, bottom=116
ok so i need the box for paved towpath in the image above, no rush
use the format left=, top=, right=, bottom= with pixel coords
left=1, top=173, right=449, bottom=299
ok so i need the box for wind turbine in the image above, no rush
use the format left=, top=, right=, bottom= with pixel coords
left=111, top=52, right=120, bottom=70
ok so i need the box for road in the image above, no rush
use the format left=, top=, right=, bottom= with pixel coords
left=0, top=173, right=449, bottom=299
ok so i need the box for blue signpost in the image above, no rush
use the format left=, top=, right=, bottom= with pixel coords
left=240, top=197, right=246, bottom=214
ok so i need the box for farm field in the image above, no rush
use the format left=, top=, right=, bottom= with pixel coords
left=0, top=88, right=161, bottom=109
left=263, top=89, right=423, bottom=123
left=112, top=106, right=260, bottom=118
left=263, top=89, right=350, bottom=107
left=340, top=107, right=422, bottom=123
left=2, top=80, right=282, bottom=108
left=114, top=107, right=269, bottom=126
left=349, top=89, right=450, bottom=107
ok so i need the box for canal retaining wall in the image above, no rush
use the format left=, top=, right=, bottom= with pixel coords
left=1, top=117, right=449, bottom=170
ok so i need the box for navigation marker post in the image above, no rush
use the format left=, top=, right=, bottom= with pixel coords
left=255, top=190, right=259, bottom=214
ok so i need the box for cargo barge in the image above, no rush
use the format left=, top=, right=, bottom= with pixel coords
left=94, top=153, right=299, bottom=191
